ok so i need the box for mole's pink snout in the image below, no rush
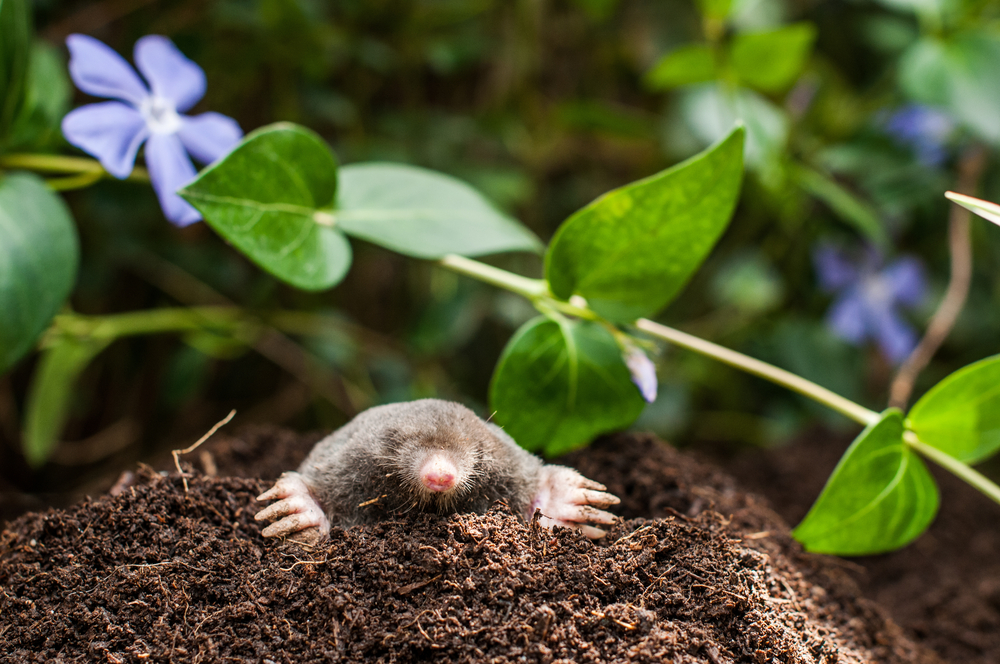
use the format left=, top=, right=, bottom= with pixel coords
left=420, top=453, right=458, bottom=493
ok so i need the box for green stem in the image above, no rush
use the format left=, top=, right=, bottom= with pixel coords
left=437, top=255, right=880, bottom=427
left=438, top=254, right=548, bottom=300
left=46, top=171, right=106, bottom=191
left=635, top=318, right=879, bottom=426
left=904, top=431, right=1000, bottom=506
left=48, top=307, right=243, bottom=344
left=0, top=153, right=151, bottom=184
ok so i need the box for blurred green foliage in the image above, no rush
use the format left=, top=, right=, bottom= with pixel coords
left=2, top=0, right=1000, bottom=490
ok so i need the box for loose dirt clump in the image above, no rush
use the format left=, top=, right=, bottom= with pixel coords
left=0, top=430, right=941, bottom=663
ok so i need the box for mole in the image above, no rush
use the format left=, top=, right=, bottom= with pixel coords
left=254, top=399, right=620, bottom=543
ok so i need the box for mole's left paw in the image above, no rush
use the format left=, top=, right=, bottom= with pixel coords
left=255, top=471, right=330, bottom=544
left=529, top=465, right=621, bottom=539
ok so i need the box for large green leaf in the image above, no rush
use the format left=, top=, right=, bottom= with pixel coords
left=336, top=163, right=541, bottom=258
left=899, top=33, right=1000, bottom=145
left=489, top=316, right=646, bottom=456
left=730, top=23, right=816, bottom=93
left=0, top=0, right=31, bottom=146
left=23, top=335, right=111, bottom=467
left=793, top=409, right=939, bottom=555
left=908, top=355, right=1000, bottom=464
left=645, top=44, right=716, bottom=90
left=180, top=122, right=351, bottom=291
left=545, top=126, right=744, bottom=322
left=0, top=172, right=79, bottom=373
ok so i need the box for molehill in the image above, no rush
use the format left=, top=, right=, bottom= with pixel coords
left=0, top=429, right=944, bottom=663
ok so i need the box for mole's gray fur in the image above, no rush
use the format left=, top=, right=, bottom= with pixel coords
left=299, top=398, right=543, bottom=526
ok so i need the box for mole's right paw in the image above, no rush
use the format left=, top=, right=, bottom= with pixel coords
left=255, top=472, right=330, bottom=544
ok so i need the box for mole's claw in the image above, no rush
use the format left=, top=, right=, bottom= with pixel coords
left=579, top=489, right=620, bottom=508
left=571, top=505, right=618, bottom=525
left=261, top=514, right=320, bottom=539
left=578, top=525, right=608, bottom=539
left=578, top=477, right=608, bottom=491
left=529, top=465, right=622, bottom=539
left=256, top=471, right=302, bottom=502
left=255, top=472, right=330, bottom=540
left=255, top=496, right=307, bottom=522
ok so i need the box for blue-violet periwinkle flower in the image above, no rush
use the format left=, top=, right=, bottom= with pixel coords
left=61, top=34, right=243, bottom=226
left=624, top=346, right=658, bottom=403
left=814, top=245, right=927, bottom=364
left=884, top=104, right=954, bottom=167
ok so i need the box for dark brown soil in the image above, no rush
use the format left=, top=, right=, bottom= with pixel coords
left=714, top=433, right=1000, bottom=664
left=0, top=428, right=955, bottom=663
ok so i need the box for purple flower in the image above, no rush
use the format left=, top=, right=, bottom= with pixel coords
left=623, top=346, right=658, bottom=403
left=814, top=245, right=927, bottom=364
left=61, top=34, right=243, bottom=226
left=884, top=105, right=954, bottom=167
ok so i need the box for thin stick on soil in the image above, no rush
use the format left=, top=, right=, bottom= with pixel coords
left=889, top=145, right=987, bottom=409
left=172, top=410, right=237, bottom=492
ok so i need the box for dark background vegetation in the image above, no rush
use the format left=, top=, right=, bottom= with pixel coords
left=2, top=0, right=1000, bottom=504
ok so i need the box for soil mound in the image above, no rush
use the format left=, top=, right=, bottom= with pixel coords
left=0, top=431, right=938, bottom=663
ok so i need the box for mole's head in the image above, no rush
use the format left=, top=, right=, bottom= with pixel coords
left=378, top=401, right=497, bottom=508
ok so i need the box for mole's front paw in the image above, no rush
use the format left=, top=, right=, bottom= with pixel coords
left=529, top=465, right=621, bottom=539
left=255, top=471, right=330, bottom=544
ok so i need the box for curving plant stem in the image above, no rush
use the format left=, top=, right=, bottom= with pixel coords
left=0, top=153, right=151, bottom=188
left=437, top=254, right=880, bottom=427
left=888, top=145, right=988, bottom=410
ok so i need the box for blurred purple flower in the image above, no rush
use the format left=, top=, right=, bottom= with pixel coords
left=884, top=105, right=954, bottom=167
left=623, top=346, right=657, bottom=403
left=814, top=245, right=927, bottom=364
left=61, top=34, right=243, bottom=226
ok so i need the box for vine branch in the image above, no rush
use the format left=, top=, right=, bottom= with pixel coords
left=889, top=145, right=987, bottom=409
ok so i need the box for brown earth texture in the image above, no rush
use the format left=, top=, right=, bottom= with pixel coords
left=0, top=426, right=996, bottom=663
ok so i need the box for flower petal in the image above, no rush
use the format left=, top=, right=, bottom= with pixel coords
left=882, top=256, right=926, bottom=307
left=813, top=245, right=858, bottom=292
left=826, top=289, right=868, bottom=344
left=66, top=34, right=149, bottom=105
left=177, top=112, right=243, bottom=164
left=870, top=307, right=918, bottom=364
left=61, top=102, right=149, bottom=178
left=144, top=133, right=202, bottom=226
left=624, top=347, right=658, bottom=403
left=133, top=35, right=206, bottom=113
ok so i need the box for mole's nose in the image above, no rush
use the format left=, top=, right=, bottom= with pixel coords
left=420, top=454, right=457, bottom=492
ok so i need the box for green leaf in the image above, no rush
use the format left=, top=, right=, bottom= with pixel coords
left=730, top=23, right=817, bottom=93
left=900, top=33, right=1000, bottom=145
left=489, top=316, right=646, bottom=456
left=180, top=122, right=351, bottom=291
left=791, top=164, right=889, bottom=247
left=0, top=0, right=31, bottom=146
left=8, top=41, right=71, bottom=150
left=793, top=409, right=939, bottom=555
left=545, top=125, right=744, bottom=322
left=944, top=192, right=1000, bottom=228
left=908, top=355, right=1000, bottom=464
left=645, top=44, right=716, bottom=90
left=23, top=335, right=111, bottom=467
left=0, top=172, right=79, bottom=373
left=336, top=163, right=541, bottom=258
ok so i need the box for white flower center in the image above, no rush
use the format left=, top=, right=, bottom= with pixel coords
left=862, top=272, right=893, bottom=307
left=140, top=96, right=182, bottom=135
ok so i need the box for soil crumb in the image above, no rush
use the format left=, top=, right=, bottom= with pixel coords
left=0, top=431, right=941, bottom=663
